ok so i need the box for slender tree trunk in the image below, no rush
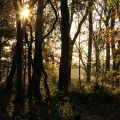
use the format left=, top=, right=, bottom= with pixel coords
left=86, top=10, right=93, bottom=83
left=42, top=66, right=50, bottom=97
left=58, top=0, right=70, bottom=92
left=111, top=6, right=119, bottom=86
left=28, top=25, right=33, bottom=99
left=68, top=43, right=73, bottom=86
left=110, top=14, right=116, bottom=70
left=32, top=0, right=43, bottom=100
left=96, top=50, right=100, bottom=82
left=16, top=16, right=23, bottom=101
left=0, top=38, right=1, bottom=82
left=78, top=40, right=81, bottom=89
left=94, top=39, right=100, bottom=84
left=106, top=43, right=110, bottom=72
left=23, top=43, right=27, bottom=89
left=105, top=9, right=111, bottom=72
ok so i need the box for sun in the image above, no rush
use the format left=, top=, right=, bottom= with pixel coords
left=21, top=8, right=30, bottom=18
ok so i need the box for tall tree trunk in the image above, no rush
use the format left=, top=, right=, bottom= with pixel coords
left=16, top=15, right=23, bottom=101
left=110, top=12, right=116, bottom=70
left=28, top=24, right=33, bottom=99
left=78, top=39, right=81, bottom=89
left=104, top=4, right=111, bottom=72
left=32, top=0, right=43, bottom=99
left=58, top=0, right=70, bottom=92
left=86, top=10, right=93, bottom=83
left=23, top=43, right=27, bottom=89
left=111, top=5, right=119, bottom=86
left=6, top=0, right=24, bottom=99
left=68, top=43, right=73, bottom=86
left=0, top=38, right=1, bottom=82
left=106, top=43, right=110, bottom=71
left=93, top=37, right=100, bottom=84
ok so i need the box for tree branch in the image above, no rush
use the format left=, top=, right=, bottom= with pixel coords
left=43, top=0, right=58, bottom=40
left=72, top=1, right=93, bottom=45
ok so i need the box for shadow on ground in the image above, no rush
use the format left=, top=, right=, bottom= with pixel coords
left=0, top=86, right=120, bottom=120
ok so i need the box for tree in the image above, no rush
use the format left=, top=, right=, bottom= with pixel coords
left=31, top=0, right=46, bottom=99
left=27, top=24, right=33, bottom=99
left=13, top=0, right=24, bottom=101
left=0, top=38, right=1, bottom=82
left=86, top=8, right=93, bottom=83
left=109, top=0, right=119, bottom=71
left=93, top=30, right=104, bottom=84
left=58, top=0, right=93, bottom=92
left=58, top=0, right=70, bottom=92
left=104, top=0, right=111, bottom=72
left=0, top=0, right=16, bottom=90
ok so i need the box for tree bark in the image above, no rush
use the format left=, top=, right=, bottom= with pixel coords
left=104, top=4, right=111, bottom=72
left=58, top=0, right=70, bottom=92
left=0, top=38, right=1, bottom=82
left=68, top=43, right=73, bottom=86
left=93, top=37, right=101, bottom=84
left=23, top=43, right=27, bottom=89
left=42, top=65, right=50, bottom=97
left=86, top=10, right=93, bottom=83
left=110, top=15, right=116, bottom=70
left=32, top=0, right=43, bottom=100
left=106, top=43, right=110, bottom=71
left=27, top=24, right=33, bottom=99
left=16, top=15, right=23, bottom=101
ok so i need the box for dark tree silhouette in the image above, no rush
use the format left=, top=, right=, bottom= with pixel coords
left=58, top=0, right=70, bottom=92
left=32, top=0, right=44, bottom=100
left=0, top=39, right=1, bottom=82
left=86, top=8, right=93, bottom=83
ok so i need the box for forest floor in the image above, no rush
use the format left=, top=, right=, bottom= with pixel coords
left=0, top=87, right=120, bottom=120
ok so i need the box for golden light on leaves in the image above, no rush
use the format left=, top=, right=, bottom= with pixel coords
left=107, top=0, right=118, bottom=8
left=111, top=10, right=120, bottom=19
left=104, top=28, right=120, bottom=44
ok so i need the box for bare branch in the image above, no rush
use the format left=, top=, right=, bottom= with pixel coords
left=43, top=0, right=58, bottom=40
left=75, top=43, right=87, bottom=71
left=72, top=3, right=91, bottom=45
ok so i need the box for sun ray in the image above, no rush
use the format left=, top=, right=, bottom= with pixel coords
left=21, top=7, right=30, bottom=18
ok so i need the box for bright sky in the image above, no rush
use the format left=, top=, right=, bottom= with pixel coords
left=21, top=8, right=30, bottom=18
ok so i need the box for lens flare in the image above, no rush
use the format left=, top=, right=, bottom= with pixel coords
left=21, top=8, right=30, bottom=18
